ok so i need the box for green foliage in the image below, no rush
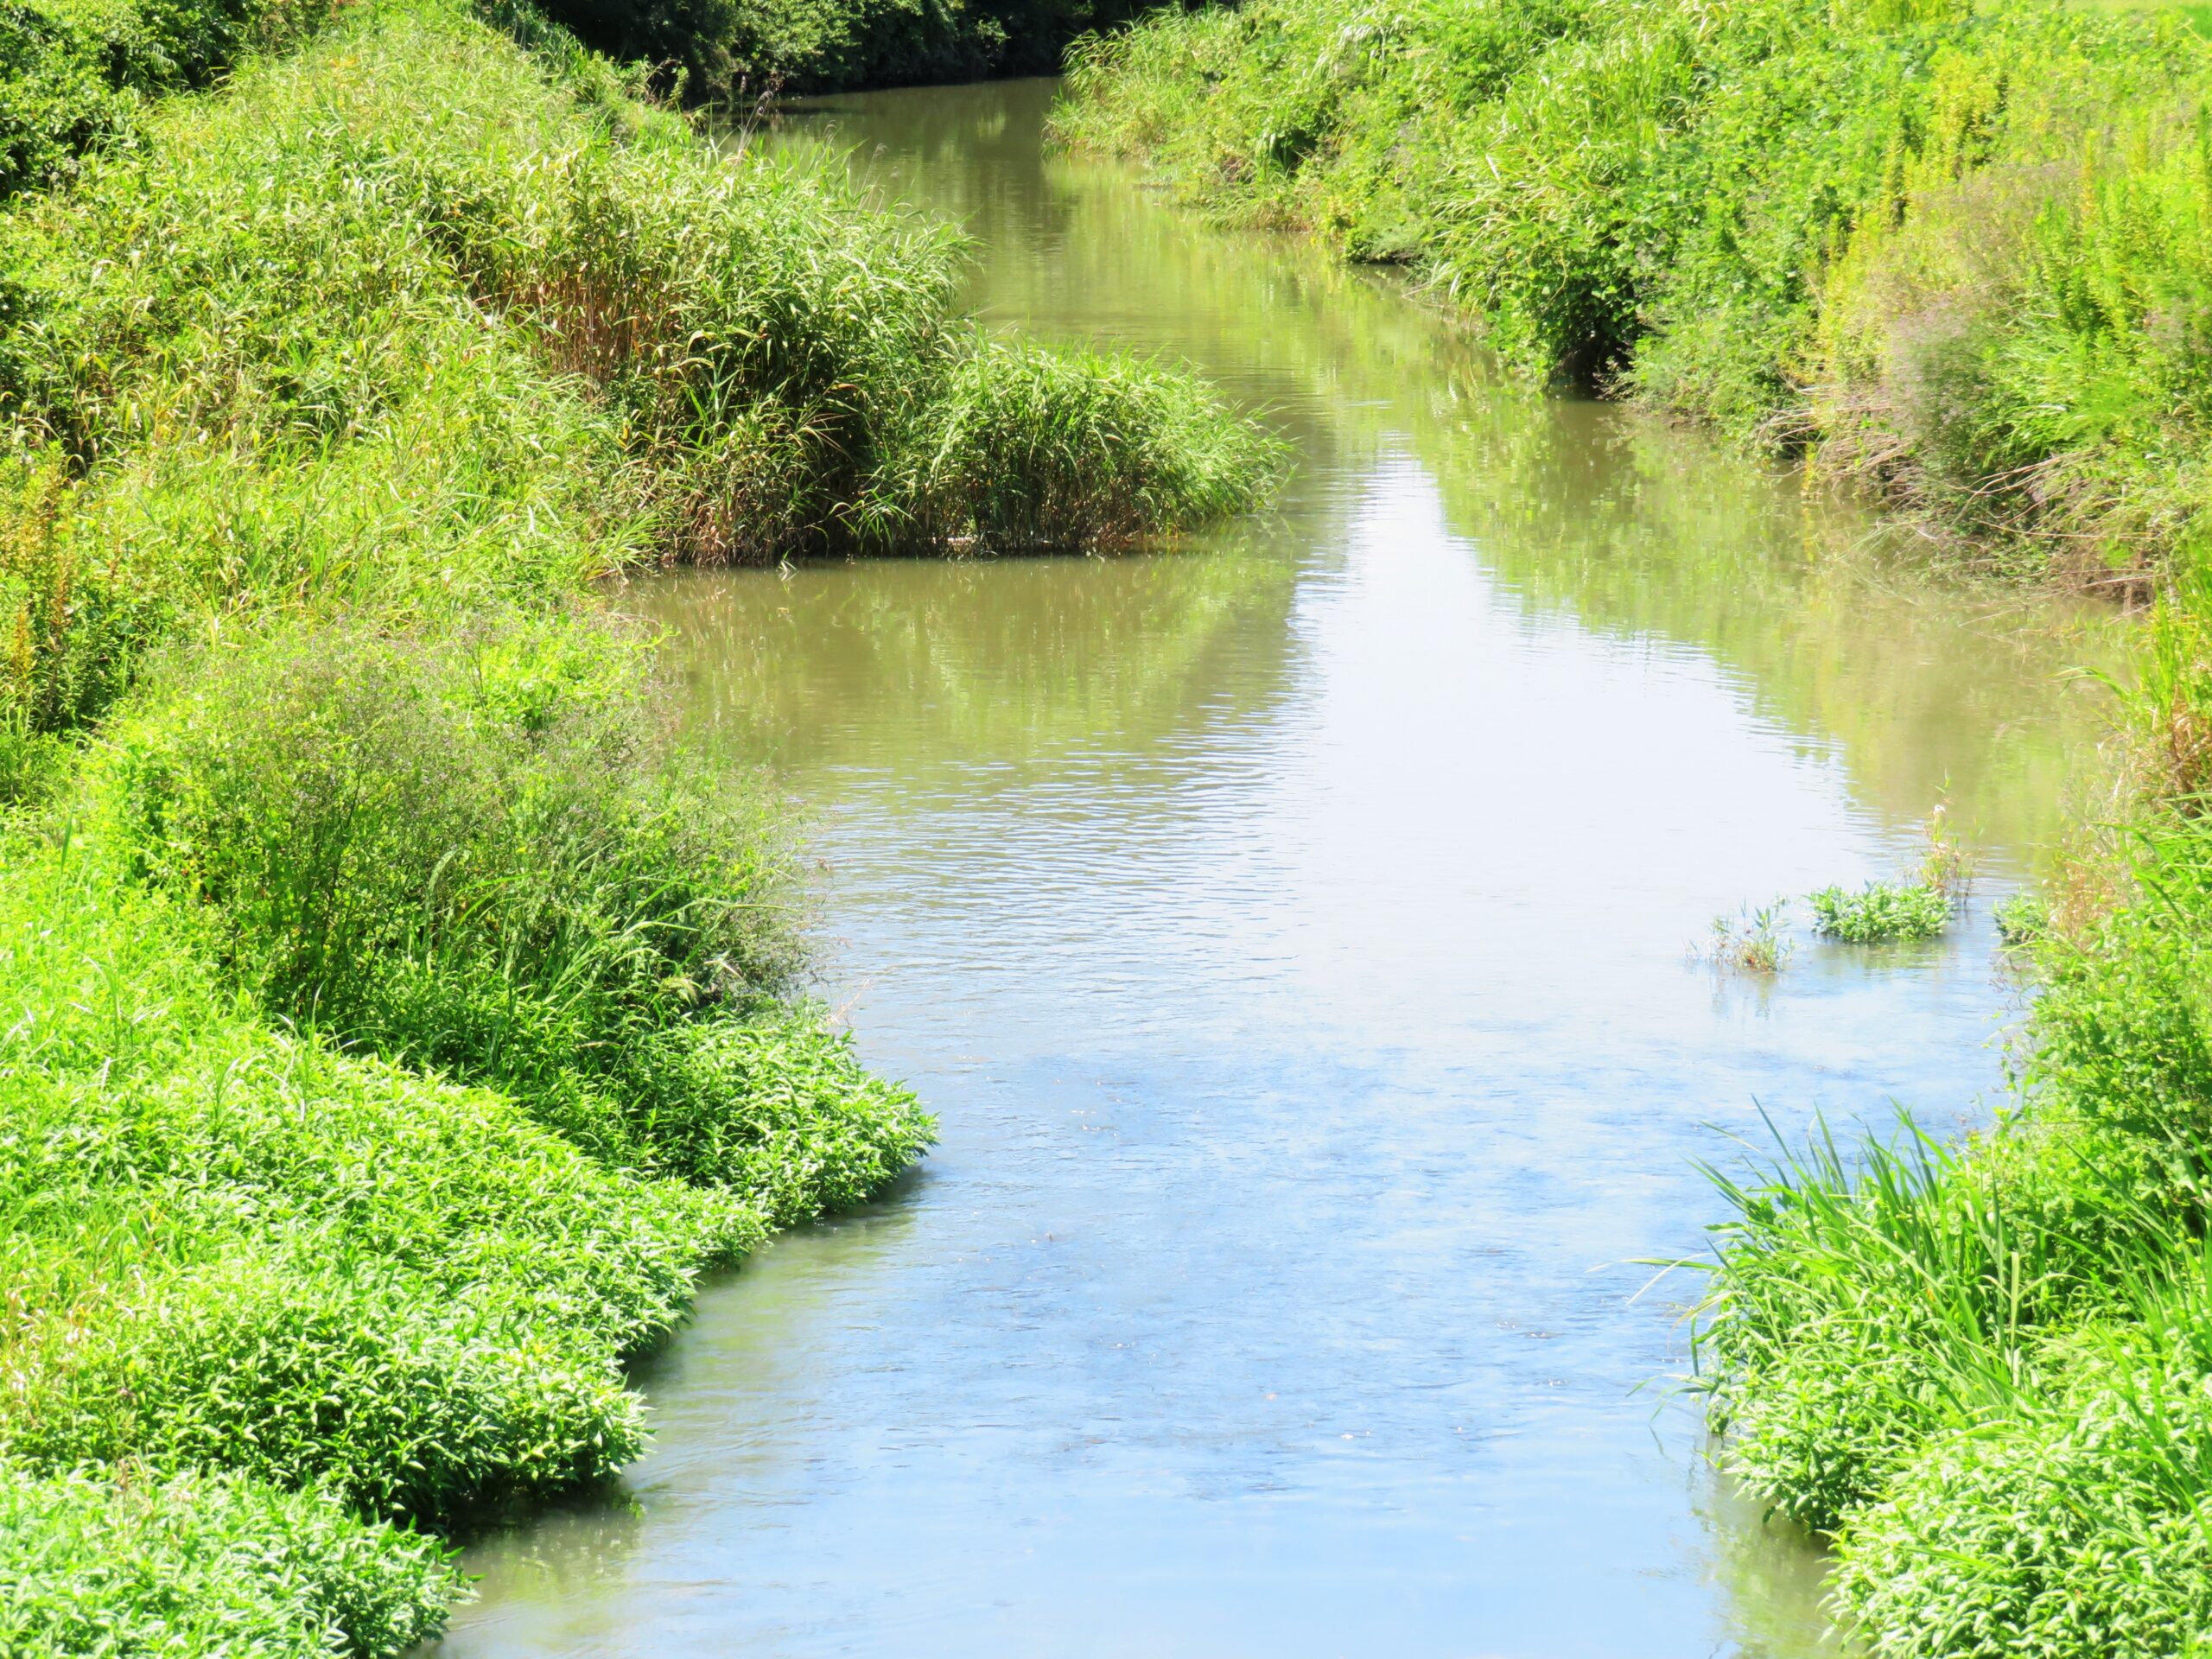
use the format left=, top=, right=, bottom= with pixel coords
left=534, top=0, right=1147, bottom=101
left=93, top=614, right=934, bottom=1219
left=0, top=0, right=330, bottom=200
left=0, top=844, right=766, bottom=1513
left=1995, top=889, right=2047, bottom=947
left=0, top=0, right=1274, bottom=742
left=1690, top=657, right=2212, bottom=1644
left=1834, top=1287, right=2212, bottom=1659
left=108, top=615, right=798, bottom=1043
left=0, top=1465, right=454, bottom=1657
left=1059, top=0, right=2212, bottom=575
left=0, top=0, right=1258, bottom=1640
left=865, top=338, right=1287, bottom=553
left=1703, top=900, right=1792, bottom=974
left=1808, top=879, right=1953, bottom=942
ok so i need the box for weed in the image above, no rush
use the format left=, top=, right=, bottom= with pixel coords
left=1995, top=890, right=2047, bottom=948
left=1808, top=880, right=1953, bottom=944
left=1701, top=901, right=1794, bottom=975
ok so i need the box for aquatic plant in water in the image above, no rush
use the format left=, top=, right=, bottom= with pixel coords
left=1700, top=900, right=1792, bottom=974
left=1808, top=880, right=1951, bottom=944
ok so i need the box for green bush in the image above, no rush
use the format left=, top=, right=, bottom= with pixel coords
left=1835, top=1281, right=2212, bottom=1659
left=613, top=1011, right=931, bottom=1221
left=0, top=0, right=330, bottom=200
left=1695, top=1118, right=2160, bottom=1531
left=95, top=615, right=933, bottom=1221
left=0, top=1464, right=454, bottom=1658
left=1808, top=880, right=1953, bottom=943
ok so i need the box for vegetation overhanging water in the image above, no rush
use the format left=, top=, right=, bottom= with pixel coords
left=8, top=0, right=2212, bottom=1650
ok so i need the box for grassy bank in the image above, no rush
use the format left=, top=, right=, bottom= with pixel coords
left=0, top=0, right=1274, bottom=1646
left=1058, top=0, right=2212, bottom=582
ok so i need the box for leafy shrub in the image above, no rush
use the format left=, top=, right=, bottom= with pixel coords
left=1695, top=1118, right=2161, bottom=1532
left=1835, top=1285, right=2212, bottom=1659
left=613, top=1010, right=932, bottom=1222
left=1808, top=880, right=1953, bottom=943
left=1995, top=890, right=2046, bottom=948
left=0, top=1464, right=454, bottom=1658
left=108, top=615, right=800, bottom=1033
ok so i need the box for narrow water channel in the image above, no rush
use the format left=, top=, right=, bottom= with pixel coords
left=434, top=79, right=2121, bottom=1658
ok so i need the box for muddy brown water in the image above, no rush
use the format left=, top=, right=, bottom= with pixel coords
left=430, top=77, right=2123, bottom=1659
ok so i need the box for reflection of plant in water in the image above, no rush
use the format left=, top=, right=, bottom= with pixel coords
left=637, top=528, right=1300, bottom=779
left=1690, top=1463, right=1853, bottom=1659
left=830, top=81, right=2122, bottom=869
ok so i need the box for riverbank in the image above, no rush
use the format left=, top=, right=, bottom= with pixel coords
left=1056, top=0, right=2212, bottom=586
left=0, top=3, right=1274, bottom=1649
left=1061, top=6, right=2212, bottom=1650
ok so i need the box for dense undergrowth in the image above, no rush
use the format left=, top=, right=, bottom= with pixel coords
left=1058, top=0, right=2212, bottom=582
left=0, top=0, right=1274, bottom=1647
left=538, top=0, right=1149, bottom=100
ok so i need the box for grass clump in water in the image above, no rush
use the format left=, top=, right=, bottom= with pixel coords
left=1700, top=901, right=1792, bottom=975
left=1808, top=810, right=1969, bottom=942
left=1808, top=880, right=1952, bottom=944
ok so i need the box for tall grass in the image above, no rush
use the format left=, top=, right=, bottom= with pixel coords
left=0, top=0, right=334, bottom=200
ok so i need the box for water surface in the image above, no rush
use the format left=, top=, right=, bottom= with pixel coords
left=435, top=79, right=2121, bottom=1659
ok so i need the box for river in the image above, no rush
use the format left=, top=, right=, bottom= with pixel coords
left=431, top=77, right=2121, bottom=1658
